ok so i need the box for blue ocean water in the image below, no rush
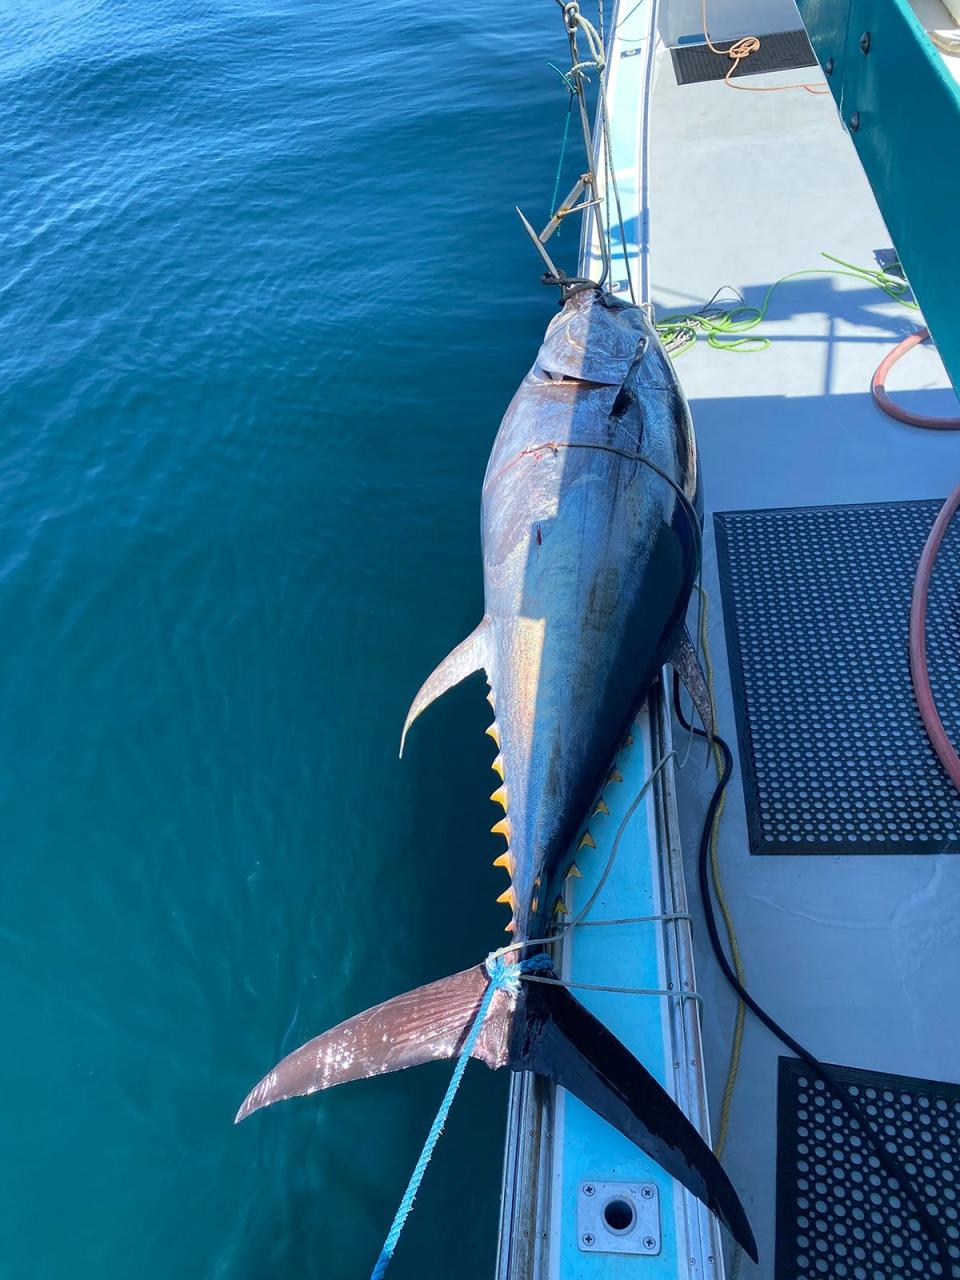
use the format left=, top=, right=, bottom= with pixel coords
left=0, top=2, right=571, bottom=1275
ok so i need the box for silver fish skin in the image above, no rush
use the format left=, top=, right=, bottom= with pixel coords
left=476, top=286, right=700, bottom=937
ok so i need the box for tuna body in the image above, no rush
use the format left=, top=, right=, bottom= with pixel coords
left=480, top=288, right=700, bottom=938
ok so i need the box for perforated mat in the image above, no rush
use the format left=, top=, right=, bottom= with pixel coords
left=776, top=1057, right=960, bottom=1279
left=670, top=30, right=817, bottom=86
left=714, top=499, right=960, bottom=855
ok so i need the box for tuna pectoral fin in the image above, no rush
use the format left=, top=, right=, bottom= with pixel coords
left=399, top=620, right=491, bottom=757
left=234, top=964, right=513, bottom=1123
left=669, top=625, right=715, bottom=741
left=514, top=978, right=758, bottom=1262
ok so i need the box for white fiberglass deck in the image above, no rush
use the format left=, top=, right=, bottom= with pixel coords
left=645, top=4, right=960, bottom=1276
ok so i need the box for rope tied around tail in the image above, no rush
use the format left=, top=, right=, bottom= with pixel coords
left=369, top=952, right=554, bottom=1280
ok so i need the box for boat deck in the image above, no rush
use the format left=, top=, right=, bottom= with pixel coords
left=497, top=3, right=960, bottom=1277
left=648, top=5, right=960, bottom=1275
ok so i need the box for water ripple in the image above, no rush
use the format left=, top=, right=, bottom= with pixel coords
left=0, top=0, right=563, bottom=1275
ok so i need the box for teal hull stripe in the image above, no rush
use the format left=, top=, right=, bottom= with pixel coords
left=797, top=0, right=960, bottom=393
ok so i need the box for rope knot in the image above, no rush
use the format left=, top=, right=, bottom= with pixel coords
left=484, top=953, right=522, bottom=995
left=727, top=35, right=760, bottom=60
left=484, top=951, right=555, bottom=996
left=562, top=0, right=580, bottom=31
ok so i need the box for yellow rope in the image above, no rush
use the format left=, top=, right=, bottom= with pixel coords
left=696, top=586, right=745, bottom=1161
left=701, top=0, right=830, bottom=95
left=697, top=586, right=745, bottom=1276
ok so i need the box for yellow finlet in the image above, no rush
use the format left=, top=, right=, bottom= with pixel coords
left=504, top=917, right=516, bottom=933
left=497, top=886, right=517, bottom=907
left=608, top=768, right=623, bottom=784
left=485, top=689, right=496, bottom=707
left=566, top=863, right=582, bottom=879
left=492, top=851, right=515, bottom=874
left=593, top=798, right=610, bottom=817
left=531, top=895, right=539, bottom=913
left=553, top=897, right=569, bottom=917
left=577, top=830, right=596, bottom=851
left=485, top=722, right=501, bottom=747
left=491, top=817, right=511, bottom=841
left=489, top=786, right=508, bottom=810
left=490, top=754, right=505, bottom=779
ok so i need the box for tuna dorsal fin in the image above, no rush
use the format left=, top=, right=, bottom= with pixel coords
left=669, top=624, right=715, bottom=740
left=399, top=620, right=491, bottom=756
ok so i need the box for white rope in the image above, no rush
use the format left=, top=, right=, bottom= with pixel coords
left=486, top=751, right=702, bottom=1004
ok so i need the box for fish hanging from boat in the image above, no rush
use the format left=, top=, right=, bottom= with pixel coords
left=235, top=287, right=757, bottom=1263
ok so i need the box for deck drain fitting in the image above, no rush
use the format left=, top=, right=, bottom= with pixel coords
left=603, top=1197, right=635, bottom=1233
left=577, top=1181, right=660, bottom=1255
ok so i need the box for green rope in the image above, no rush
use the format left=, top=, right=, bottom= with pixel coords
left=546, top=60, right=578, bottom=93
left=547, top=63, right=576, bottom=230
left=656, top=252, right=920, bottom=358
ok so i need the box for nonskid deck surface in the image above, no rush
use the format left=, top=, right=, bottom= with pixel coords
left=648, top=19, right=960, bottom=1279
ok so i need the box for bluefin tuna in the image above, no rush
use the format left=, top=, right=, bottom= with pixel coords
left=235, top=288, right=757, bottom=1262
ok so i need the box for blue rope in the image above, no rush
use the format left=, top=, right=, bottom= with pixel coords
left=369, top=952, right=553, bottom=1280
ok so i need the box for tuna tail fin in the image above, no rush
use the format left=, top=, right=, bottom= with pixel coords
left=234, top=964, right=511, bottom=1123
left=399, top=620, right=491, bottom=757
left=669, top=625, right=715, bottom=740
left=234, top=962, right=757, bottom=1262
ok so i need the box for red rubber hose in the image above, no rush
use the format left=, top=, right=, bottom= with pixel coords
left=871, top=327, right=960, bottom=429
left=910, top=485, right=960, bottom=792
left=874, top=327, right=960, bottom=787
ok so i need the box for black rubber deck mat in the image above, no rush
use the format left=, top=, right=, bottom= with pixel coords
left=714, top=499, right=960, bottom=855
left=670, top=29, right=817, bottom=86
left=776, top=1057, right=960, bottom=1279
